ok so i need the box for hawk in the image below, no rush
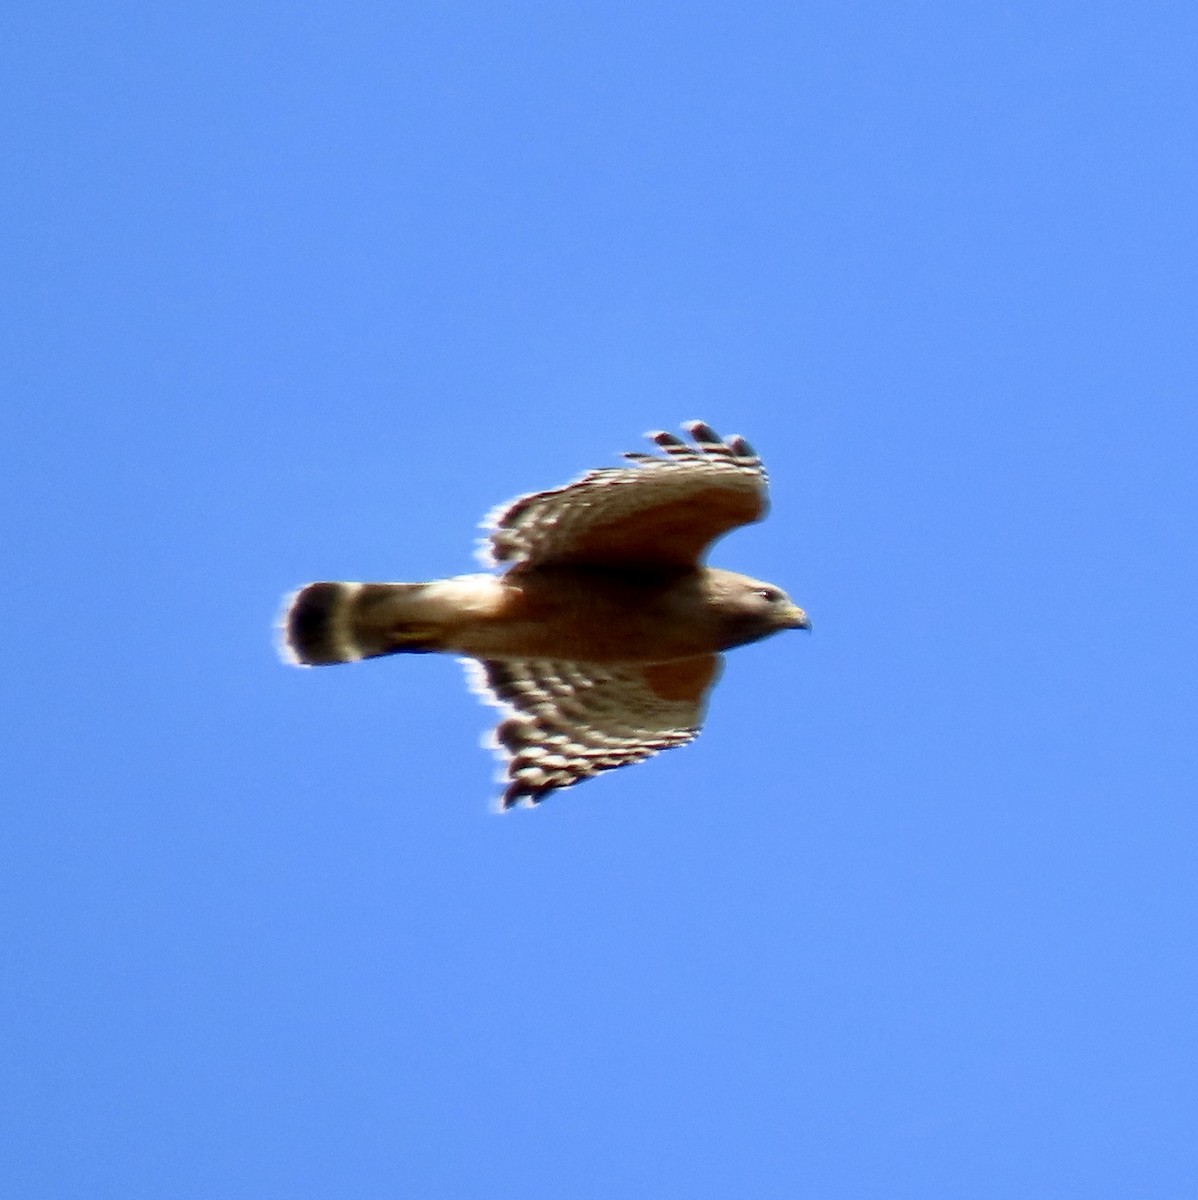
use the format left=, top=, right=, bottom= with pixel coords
left=279, top=421, right=810, bottom=808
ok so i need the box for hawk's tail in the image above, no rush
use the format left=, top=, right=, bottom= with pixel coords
left=279, top=582, right=444, bottom=666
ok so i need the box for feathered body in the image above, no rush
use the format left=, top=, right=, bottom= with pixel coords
left=280, top=422, right=809, bottom=807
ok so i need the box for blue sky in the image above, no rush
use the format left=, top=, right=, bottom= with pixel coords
left=4, top=2, right=1196, bottom=1196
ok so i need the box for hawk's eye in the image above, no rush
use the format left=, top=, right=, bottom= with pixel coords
left=756, top=587, right=783, bottom=603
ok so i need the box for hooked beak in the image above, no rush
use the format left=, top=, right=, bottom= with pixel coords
left=784, top=604, right=812, bottom=631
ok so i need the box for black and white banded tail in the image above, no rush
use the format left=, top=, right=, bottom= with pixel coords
left=280, top=582, right=441, bottom=665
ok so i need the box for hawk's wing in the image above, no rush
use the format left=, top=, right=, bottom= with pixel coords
left=482, top=421, right=768, bottom=572
left=465, top=654, right=724, bottom=808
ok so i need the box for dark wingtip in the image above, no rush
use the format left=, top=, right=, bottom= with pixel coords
left=500, top=780, right=547, bottom=810
left=649, top=429, right=686, bottom=448
left=684, top=420, right=722, bottom=444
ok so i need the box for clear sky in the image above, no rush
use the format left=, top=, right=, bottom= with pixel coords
left=4, top=2, right=1196, bottom=1197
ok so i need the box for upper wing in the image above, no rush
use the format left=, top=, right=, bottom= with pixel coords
left=465, top=654, right=724, bottom=808
left=482, top=421, right=768, bottom=572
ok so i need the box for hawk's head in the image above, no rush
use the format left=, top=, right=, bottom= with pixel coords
left=705, top=569, right=811, bottom=650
